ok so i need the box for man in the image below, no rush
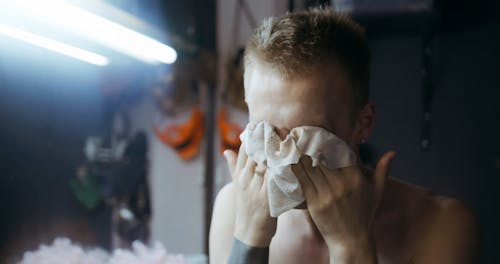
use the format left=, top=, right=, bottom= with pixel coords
left=210, top=8, right=477, bottom=264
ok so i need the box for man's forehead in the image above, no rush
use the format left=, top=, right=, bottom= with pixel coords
left=246, top=77, right=343, bottom=131
left=245, top=61, right=350, bottom=99
left=245, top=78, right=348, bottom=113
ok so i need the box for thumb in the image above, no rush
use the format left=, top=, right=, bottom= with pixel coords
left=373, top=151, right=397, bottom=193
left=223, top=150, right=238, bottom=181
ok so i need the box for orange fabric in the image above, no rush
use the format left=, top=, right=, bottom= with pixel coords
left=154, top=108, right=205, bottom=161
left=217, top=107, right=243, bottom=154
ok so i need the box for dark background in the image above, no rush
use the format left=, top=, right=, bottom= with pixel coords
left=0, top=0, right=498, bottom=262
left=364, top=1, right=500, bottom=261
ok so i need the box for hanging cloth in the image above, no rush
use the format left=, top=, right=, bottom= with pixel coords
left=154, top=107, right=205, bottom=161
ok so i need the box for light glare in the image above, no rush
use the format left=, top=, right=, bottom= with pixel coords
left=15, top=0, right=177, bottom=64
left=0, top=24, right=109, bottom=66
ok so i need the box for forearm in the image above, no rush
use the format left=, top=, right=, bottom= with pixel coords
left=227, top=238, right=269, bottom=264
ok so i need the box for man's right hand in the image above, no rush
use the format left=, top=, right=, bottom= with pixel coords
left=224, top=146, right=277, bottom=247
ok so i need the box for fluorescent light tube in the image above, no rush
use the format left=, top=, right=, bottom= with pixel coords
left=11, top=0, right=177, bottom=64
left=0, top=24, right=109, bottom=66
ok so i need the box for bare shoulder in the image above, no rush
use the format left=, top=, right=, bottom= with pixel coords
left=386, top=178, right=478, bottom=263
left=427, top=192, right=478, bottom=250
left=432, top=195, right=477, bottom=230
left=209, top=182, right=236, bottom=264
left=390, top=178, right=476, bottom=228
left=214, top=182, right=236, bottom=207
left=210, top=182, right=236, bottom=233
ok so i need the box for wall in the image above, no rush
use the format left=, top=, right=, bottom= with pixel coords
left=127, top=93, right=205, bottom=254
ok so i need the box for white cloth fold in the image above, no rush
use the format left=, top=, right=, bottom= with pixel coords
left=239, top=121, right=358, bottom=217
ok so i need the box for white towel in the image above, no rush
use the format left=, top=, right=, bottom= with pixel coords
left=239, top=121, right=358, bottom=217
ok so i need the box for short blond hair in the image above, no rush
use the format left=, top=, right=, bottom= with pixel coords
left=245, top=8, right=370, bottom=119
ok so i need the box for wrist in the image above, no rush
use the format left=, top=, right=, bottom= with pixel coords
left=228, top=238, right=269, bottom=264
left=234, top=220, right=276, bottom=247
left=327, top=234, right=377, bottom=264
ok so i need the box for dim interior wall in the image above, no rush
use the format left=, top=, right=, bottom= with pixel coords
left=128, top=94, right=205, bottom=254
left=216, top=0, right=288, bottom=62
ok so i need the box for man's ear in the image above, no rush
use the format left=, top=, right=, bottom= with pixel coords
left=353, top=102, right=376, bottom=144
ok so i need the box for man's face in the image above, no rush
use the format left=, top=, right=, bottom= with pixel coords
left=244, top=61, right=356, bottom=144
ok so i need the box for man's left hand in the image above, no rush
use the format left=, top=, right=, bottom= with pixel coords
left=292, top=151, right=396, bottom=263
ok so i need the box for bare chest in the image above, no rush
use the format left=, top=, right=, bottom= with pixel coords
left=269, top=222, right=329, bottom=264
left=268, top=211, right=328, bottom=264
left=269, top=210, right=415, bottom=264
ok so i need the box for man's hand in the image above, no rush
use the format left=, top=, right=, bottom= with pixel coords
left=224, top=147, right=277, bottom=247
left=292, top=151, right=396, bottom=263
